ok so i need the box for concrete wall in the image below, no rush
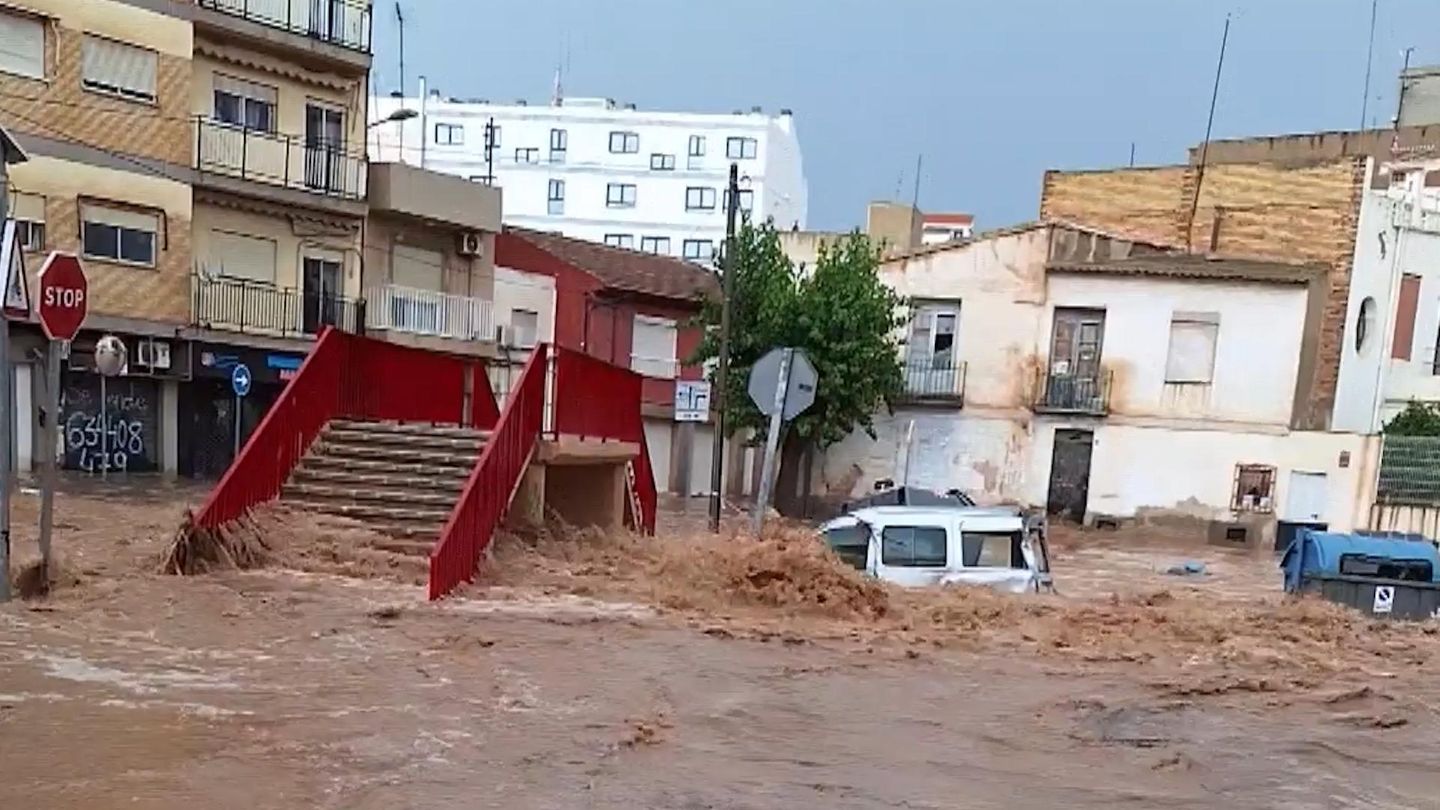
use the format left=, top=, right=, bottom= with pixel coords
left=1047, top=274, right=1309, bottom=426
left=1190, top=125, right=1440, bottom=169
left=364, top=215, right=495, bottom=302
left=492, top=266, right=556, bottom=345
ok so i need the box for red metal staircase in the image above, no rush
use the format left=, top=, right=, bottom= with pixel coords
left=190, top=329, right=657, bottom=600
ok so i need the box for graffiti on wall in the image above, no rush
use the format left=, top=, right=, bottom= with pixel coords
left=62, top=377, right=159, bottom=473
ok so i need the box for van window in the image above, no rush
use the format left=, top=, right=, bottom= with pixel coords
left=881, top=526, right=947, bottom=568
left=961, top=532, right=1024, bottom=568
left=823, top=523, right=869, bottom=571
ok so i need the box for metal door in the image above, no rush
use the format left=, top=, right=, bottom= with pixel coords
left=1046, top=429, right=1093, bottom=523
left=1285, top=471, right=1328, bottom=523
left=304, top=103, right=345, bottom=193
left=302, top=257, right=342, bottom=334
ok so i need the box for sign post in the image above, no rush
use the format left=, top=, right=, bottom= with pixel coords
left=231, top=363, right=252, bottom=458
left=746, top=347, right=818, bottom=537
left=36, top=252, right=89, bottom=584
left=94, top=336, right=127, bottom=479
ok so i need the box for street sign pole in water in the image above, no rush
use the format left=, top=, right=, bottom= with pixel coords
left=231, top=363, right=252, bottom=458
left=35, top=251, right=88, bottom=588
left=747, top=347, right=818, bottom=536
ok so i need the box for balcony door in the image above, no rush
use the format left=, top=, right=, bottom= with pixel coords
left=308, top=0, right=343, bottom=41
left=304, top=103, right=345, bottom=194
left=1046, top=308, right=1105, bottom=409
left=906, top=303, right=959, bottom=396
left=302, top=256, right=343, bottom=335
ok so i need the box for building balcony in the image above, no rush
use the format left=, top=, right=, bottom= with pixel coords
left=193, top=118, right=367, bottom=212
left=192, top=274, right=365, bottom=339
left=1032, top=368, right=1113, bottom=415
left=365, top=284, right=494, bottom=343
left=897, top=356, right=966, bottom=405
left=195, top=0, right=373, bottom=65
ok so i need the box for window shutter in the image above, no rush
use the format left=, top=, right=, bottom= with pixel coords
left=82, top=202, right=158, bottom=235
left=0, top=11, right=44, bottom=80
left=631, top=317, right=678, bottom=379
left=1165, top=314, right=1220, bottom=383
left=9, top=192, right=44, bottom=223
left=391, top=244, right=444, bottom=291
left=209, top=231, right=277, bottom=283
left=83, top=36, right=158, bottom=100
left=214, top=73, right=277, bottom=106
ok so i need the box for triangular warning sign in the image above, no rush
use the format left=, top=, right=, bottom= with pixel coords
left=2, top=218, right=29, bottom=319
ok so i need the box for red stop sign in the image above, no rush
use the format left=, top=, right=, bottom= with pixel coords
left=37, top=252, right=89, bottom=341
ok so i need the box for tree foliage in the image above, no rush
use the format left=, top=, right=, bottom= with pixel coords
left=692, top=221, right=906, bottom=449
left=1383, top=401, right=1440, bottom=436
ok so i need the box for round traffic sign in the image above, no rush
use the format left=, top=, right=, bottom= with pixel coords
left=37, top=252, right=88, bottom=341
left=231, top=363, right=252, bottom=398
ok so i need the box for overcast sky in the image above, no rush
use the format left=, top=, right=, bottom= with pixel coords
left=375, top=0, right=1440, bottom=230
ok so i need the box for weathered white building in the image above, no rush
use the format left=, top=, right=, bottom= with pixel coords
left=368, top=90, right=807, bottom=262
left=822, top=223, right=1374, bottom=538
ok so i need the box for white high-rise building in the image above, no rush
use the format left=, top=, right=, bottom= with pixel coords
left=368, top=91, right=808, bottom=264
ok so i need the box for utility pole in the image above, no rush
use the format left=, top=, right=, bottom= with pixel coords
left=708, top=163, right=740, bottom=533
left=1186, top=13, right=1231, bottom=253
left=1360, top=0, right=1379, bottom=130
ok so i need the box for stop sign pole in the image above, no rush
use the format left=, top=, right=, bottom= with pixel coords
left=35, top=252, right=88, bottom=585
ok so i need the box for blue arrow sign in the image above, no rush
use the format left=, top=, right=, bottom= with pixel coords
left=231, top=363, right=252, bottom=398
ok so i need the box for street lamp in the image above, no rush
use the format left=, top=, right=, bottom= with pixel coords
left=367, top=107, right=418, bottom=128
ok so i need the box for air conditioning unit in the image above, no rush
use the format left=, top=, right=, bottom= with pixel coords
left=457, top=232, right=483, bottom=257
left=137, top=339, right=171, bottom=370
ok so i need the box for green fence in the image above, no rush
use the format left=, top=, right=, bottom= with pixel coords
left=1377, top=435, right=1440, bottom=505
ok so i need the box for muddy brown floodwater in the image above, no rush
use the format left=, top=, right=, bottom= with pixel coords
left=4, top=485, right=1440, bottom=809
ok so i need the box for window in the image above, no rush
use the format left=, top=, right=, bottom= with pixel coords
left=608, top=131, right=639, bottom=154
left=1232, top=464, right=1276, bottom=513
left=484, top=123, right=501, bottom=152
left=547, top=179, right=565, bottom=215
left=685, top=187, right=717, bottom=211
left=880, top=526, right=947, bottom=568
left=1392, top=275, right=1422, bottom=361
left=1165, top=312, right=1219, bottom=384
left=639, top=236, right=672, bottom=256
left=214, top=74, right=277, bottom=133
left=81, top=202, right=159, bottom=267
left=723, top=188, right=755, bottom=215
left=960, top=532, right=1021, bottom=568
left=688, top=135, right=706, bottom=169
left=823, top=521, right=869, bottom=571
left=683, top=239, right=714, bottom=262
left=434, top=123, right=464, bottom=145
left=606, top=183, right=637, bottom=208
left=0, top=10, right=45, bottom=80
left=81, top=35, right=158, bottom=103
left=514, top=147, right=540, bottom=164
left=604, top=234, right=634, bottom=249
left=650, top=153, right=676, bottom=171
left=510, top=308, right=539, bottom=348
left=726, top=136, right=758, bottom=160
left=10, top=191, right=45, bottom=251
left=907, top=303, right=960, bottom=368
left=631, top=315, right=678, bottom=378
left=549, top=128, right=567, bottom=162
left=209, top=230, right=277, bottom=283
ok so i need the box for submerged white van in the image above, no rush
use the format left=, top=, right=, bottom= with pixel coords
left=819, top=505, right=1054, bottom=594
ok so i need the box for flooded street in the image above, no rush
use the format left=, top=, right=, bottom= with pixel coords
left=4, top=486, right=1440, bottom=809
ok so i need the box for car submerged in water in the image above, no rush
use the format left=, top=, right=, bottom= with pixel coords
left=819, top=503, right=1054, bottom=594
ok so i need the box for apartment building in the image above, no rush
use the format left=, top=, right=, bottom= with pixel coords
left=0, top=0, right=194, bottom=475
left=920, top=212, right=974, bottom=244
left=368, top=93, right=808, bottom=262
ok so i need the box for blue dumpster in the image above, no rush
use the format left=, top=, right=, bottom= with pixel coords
left=1281, top=530, right=1440, bottom=620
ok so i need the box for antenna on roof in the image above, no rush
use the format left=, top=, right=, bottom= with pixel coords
left=910, top=153, right=923, bottom=209
left=395, top=2, right=405, bottom=96
left=1186, top=13, right=1231, bottom=253
left=1360, top=0, right=1378, bottom=130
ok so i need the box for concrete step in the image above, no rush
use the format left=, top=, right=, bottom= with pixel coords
left=309, top=440, right=480, bottom=471
left=289, top=465, right=468, bottom=494
left=296, top=454, right=476, bottom=482
left=283, top=481, right=458, bottom=509
left=280, top=496, right=452, bottom=529
left=370, top=537, right=437, bottom=557
left=330, top=419, right=488, bottom=441
left=320, top=425, right=487, bottom=453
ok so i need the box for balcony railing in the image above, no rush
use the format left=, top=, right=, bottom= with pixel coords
left=1032, top=368, right=1113, bottom=415
left=194, top=118, right=367, bottom=200
left=197, top=0, right=373, bottom=53
left=193, top=274, right=365, bottom=339
left=365, top=284, right=494, bottom=342
left=899, top=356, right=966, bottom=404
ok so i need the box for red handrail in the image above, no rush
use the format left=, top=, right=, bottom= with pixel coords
left=429, top=344, right=549, bottom=599
left=193, top=328, right=503, bottom=529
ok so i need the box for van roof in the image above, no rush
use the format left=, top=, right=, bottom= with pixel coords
left=840, top=505, right=1026, bottom=522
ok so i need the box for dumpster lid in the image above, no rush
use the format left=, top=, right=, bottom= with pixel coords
left=1282, top=530, right=1440, bottom=590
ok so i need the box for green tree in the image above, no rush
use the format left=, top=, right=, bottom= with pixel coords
left=693, top=221, right=906, bottom=509
left=1383, top=401, right=1440, bottom=436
